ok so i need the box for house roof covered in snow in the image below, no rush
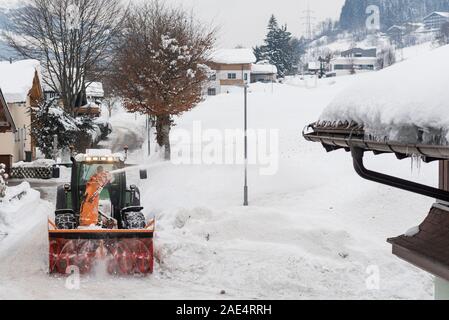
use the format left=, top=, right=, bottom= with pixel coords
left=86, top=82, right=104, bottom=98
left=0, top=59, right=40, bottom=103
left=423, top=11, right=449, bottom=20
left=304, top=44, right=449, bottom=160
left=251, top=62, right=277, bottom=74
left=210, top=49, right=256, bottom=65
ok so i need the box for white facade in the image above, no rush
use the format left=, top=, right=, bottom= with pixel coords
left=423, top=12, right=449, bottom=30
left=207, top=49, right=255, bottom=95
left=330, top=57, right=377, bottom=76
left=0, top=60, right=42, bottom=162
left=0, top=100, right=32, bottom=162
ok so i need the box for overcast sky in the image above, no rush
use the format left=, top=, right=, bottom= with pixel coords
left=162, top=0, right=346, bottom=48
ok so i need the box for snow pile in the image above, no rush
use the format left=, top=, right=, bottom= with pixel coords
left=13, top=159, right=55, bottom=168
left=0, top=181, right=30, bottom=204
left=210, top=48, right=256, bottom=64
left=0, top=59, right=40, bottom=103
left=320, top=44, right=449, bottom=144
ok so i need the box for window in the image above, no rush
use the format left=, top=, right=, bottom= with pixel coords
left=207, top=88, right=216, bottom=96
left=244, top=73, right=248, bottom=81
left=209, top=74, right=216, bottom=81
left=227, top=73, right=237, bottom=79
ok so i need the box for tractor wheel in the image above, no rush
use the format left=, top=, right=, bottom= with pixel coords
left=124, top=211, right=146, bottom=229
left=55, top=213, right=77, bottom=230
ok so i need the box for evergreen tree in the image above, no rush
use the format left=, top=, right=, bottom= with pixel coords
left=31, top=99, right=95, bottom=158
left=254, top=15, right=295, bottom=77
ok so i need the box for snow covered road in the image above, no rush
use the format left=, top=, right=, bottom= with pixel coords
left=0, top=73, right=437, bottom=299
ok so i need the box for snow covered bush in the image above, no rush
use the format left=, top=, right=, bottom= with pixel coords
left=31, top=99, right=96, bottom=158
left=0, top=164, right=8, bottom=198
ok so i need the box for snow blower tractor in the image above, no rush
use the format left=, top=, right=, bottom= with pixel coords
left=48, top=149, right=154, bottom=275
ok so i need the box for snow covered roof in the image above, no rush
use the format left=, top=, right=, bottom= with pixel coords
left=0, top=59, right=40, bottom=103
left=423, top=11, right=449, bottom=19
left=86, top=82, right=104, bottom=98
left=251, top=63, right=277, bottom=74
left=210, top=49, right=256, bottom=64
left=320, top=44, right=449, bottom=144
left=330, top=57, right=377, bottom=63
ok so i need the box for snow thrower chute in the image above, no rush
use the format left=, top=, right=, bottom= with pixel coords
left=48, top=149, right=154, bottom=275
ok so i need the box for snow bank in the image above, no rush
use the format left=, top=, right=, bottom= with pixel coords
left=13, top=159, right=55, bottom=168
left=0, top=59, right=40, bottom=103
left=320, top=45, right=449, bottom=144
left=210, top=48, right=256, bottom=64
left=0, top=182, right=40, bottom=234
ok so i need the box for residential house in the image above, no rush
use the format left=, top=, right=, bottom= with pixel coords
left=387, top=25, right=406, bottom=44
left=423, top=11, right=449, bottom=30
left=207, top=49, right=256, bottom=95
left=330, top=47, right=377, bottom=76
left=250, top=61, right=277, bottom=83
left=0, top=88, right=16, bottom=173
left=0, top=59, right=43, bottom=165
left=340, top=47, right=377, bottom=58
left=86, top=81, right=104, bottom=102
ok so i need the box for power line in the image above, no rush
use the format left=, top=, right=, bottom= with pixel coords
left=300, top=2, right=316, bottom=40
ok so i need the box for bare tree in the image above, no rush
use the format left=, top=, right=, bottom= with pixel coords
left=4, top=0, right=126, bottom=114
left=110, top=1, right=215, bottom=160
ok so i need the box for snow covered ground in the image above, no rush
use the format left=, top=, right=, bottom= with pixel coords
left=0, top=65, right=439, bottom=299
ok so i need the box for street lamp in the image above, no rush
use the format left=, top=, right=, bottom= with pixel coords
left=243, top=84, right=249, bottom=206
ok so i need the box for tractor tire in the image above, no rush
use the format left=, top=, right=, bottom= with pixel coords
left=124, top=211, right=146, bottom=229
left=55, top=213, right=77, bottom=230
left=56, top=186, right=67, bottom=210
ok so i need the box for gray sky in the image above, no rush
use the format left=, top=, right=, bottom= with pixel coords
left=163, top=0, right=346, bottom=48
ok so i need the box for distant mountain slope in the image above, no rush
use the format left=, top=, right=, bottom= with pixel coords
left=339, top=0, right=449, bottom=31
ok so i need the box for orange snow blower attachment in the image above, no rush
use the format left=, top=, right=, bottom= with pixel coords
left=48, top=149, right=154, bottom=275
left=48, top=221, right=155, bottom=275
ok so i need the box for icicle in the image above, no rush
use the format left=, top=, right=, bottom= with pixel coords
left=410, top=154, right=422, bottom=175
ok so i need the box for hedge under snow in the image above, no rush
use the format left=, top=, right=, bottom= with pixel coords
left=319, top=44, right=449, bottom=145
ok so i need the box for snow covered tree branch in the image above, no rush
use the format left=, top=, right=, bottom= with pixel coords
left=4, top=0, right=126, bottom=114
left=109, top=0, right=216, bottom=160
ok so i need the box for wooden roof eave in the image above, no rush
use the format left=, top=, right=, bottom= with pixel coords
left=388, top=204, right=449, bottom=282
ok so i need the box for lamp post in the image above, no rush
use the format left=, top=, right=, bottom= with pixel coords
left=243, top=84, right=249, bottom=206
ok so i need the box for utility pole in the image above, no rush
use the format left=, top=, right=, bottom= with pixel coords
left=147, top=114, right=151, bottom=157
left=243, top=84, right=248, bottom=207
